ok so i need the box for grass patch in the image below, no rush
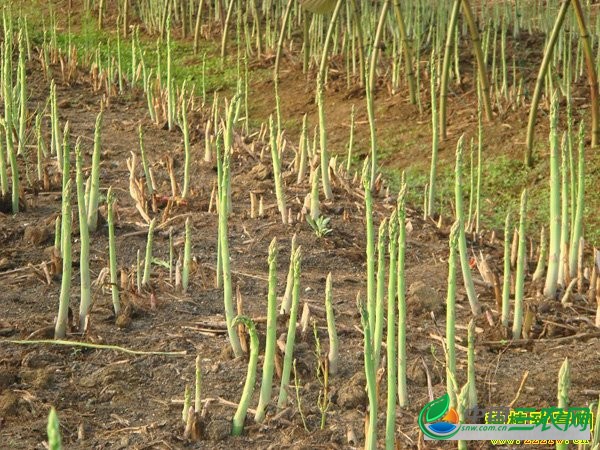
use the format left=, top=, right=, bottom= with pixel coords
left=386, top=151, right=600, bottom=245
left=26, top=7, right=270, bottom=101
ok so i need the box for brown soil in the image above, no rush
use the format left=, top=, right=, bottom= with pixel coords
left=1, top=11, right=600, bottom=450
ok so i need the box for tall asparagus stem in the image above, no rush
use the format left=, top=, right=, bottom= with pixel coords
left=533, top=226, right=547, bottom=283
left=365, top=0, right=390, bottom=187
left=557, top=134, right=570, bottom=287
left=231, top=316, right=259, bottom=436
left=60, top=123, right=71, bottom=257
left=397, top=183, right=408, bottom=407
left=363, top=159, right=376, bottom=341
left=544, top=93, right=561, bottom=298
left=277, top=247, right=302, bottom=410
left=107, top=188, right=120, bottom=316
left=75, top=141, right=91, bottom=331
left=568, top=122, right=585, bottom=278
left=513, top=189, right=528, bottom=339
left=194, top=355, right=202, bottom=413
left=556, top=358, right=570, bottom=450
left=373, top=218, right=388, bottom=369
left=325, top=273, right=339, bottom=375
left=316, top=0, right=344, bottom=200
left=467, top=319, right=477, bottom=409
left=391, top=0, right=416, bottom=104
left=17, top=31, right=27, bottom=159
left=501, top=212, right=511, bottom=328
left=142, top=218, right=156, bottom=286
left=446, top=222, right=459, bottom=408
left=269, top=115, right=287, bottom=224
left=475, top=101, right=483, bottom=234
left=273, top=0, right=294, bottom=128
left=309, top=164, right=320, bottom=221
left=461, top=0, right=493, bottom=124
left=181, top=91, right=191, bottom=199
left=280, top=234, right=297, bottom=315
left=224, top=96, right=239, bottom=213
left=455, top=136, right=481, bottom=315
left=55, top=181, right=72, bottom=339
left=50, top=80, right=61, bottom=169
left=215, top=132, right=223, bottom=289
left=255, top=238, right=278, bottom=423
left=298, top=115, right=309, bottom=183
left=438, top=0, right=461, bottom=140
left=0, top=126, right=8, bottom=195
left=427, top=54, right=439, bottom=217
left=457, top=380, right=470, bottom=450
left=166, top=14, right=175, bottom=131
left=3, top=26, right=19, bottom=214
left=361, top=301, right=377, bottom=450
left=346, top=105, right=355, bottom=172
left=87, top=112, right=103, bottom=232
left=182, top=217, right=192, bottom=292
left=525, top=1, right=569, bottom=166
left=385, top=209, right=399, bottom=450
left=220, top=131, right=243, bottom=358
left=138, top=125, right=154, bottom=200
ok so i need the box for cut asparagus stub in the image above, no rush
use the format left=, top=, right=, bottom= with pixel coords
left=300, top=0, right=336, bottom=14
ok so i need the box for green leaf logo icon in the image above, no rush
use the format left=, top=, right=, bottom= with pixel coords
left=424, top=393, right=450, bottom=422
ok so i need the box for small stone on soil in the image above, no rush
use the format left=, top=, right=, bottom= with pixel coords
left=205, top=417, right=231, bottom=441
left=335, top=372, right=366, bottom=409
left=407, top=280, right=443, bottom=315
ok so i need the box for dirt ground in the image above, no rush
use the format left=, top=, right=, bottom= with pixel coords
left=1, top=7, right=600, bottom=450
